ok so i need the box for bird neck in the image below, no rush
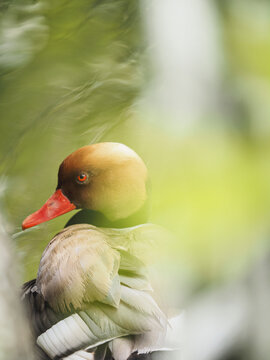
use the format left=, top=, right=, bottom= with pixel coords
left=64, top=200, right=150, bottom=228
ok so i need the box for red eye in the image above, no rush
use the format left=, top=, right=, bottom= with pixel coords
left=77, top=173, right=87, bottom=183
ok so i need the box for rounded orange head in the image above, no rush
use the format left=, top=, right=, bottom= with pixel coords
left=22, top=143, right=148, bottom=230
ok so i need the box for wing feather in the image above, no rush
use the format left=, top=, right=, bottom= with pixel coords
left=36, top=227, right=121, bottom=312
left=24, top=224, right=167, bottom=359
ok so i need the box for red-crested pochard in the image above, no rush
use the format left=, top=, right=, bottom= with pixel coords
left=22, top=143, right=169, bottom=360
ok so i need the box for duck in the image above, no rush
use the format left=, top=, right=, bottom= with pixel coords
left=21, top=143, right=173, bottom=360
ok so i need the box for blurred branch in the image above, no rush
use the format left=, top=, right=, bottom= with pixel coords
left=0, top=187, right=33, bottom=360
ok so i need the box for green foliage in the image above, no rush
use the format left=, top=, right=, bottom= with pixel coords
left=0, top=0, right=144, bottom=280
left=1, top=0, right=270, bottom=289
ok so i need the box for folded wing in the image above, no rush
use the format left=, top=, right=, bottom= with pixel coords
left=23, top=225, right=167, bottom=360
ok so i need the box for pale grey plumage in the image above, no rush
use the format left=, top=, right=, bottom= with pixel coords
left=24, top=223, right=168, bottom=360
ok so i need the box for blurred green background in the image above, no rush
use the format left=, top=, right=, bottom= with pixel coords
left=1, top=0, right=270, bottom=302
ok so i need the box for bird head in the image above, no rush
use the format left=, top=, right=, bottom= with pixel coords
left=22, top=142, right=148, bottom=230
